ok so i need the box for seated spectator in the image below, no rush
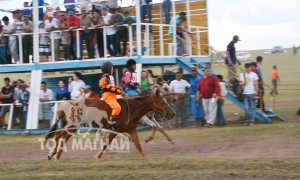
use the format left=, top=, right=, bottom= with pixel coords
left=56, top=80, right=71, bottom=100
left=58, top=13, right=71, bottom=60
left=80, top=7, right=94, bottom=59
left=3, top=16, right=18, bottom=64
left=111, top=9, right=127, bottom=57
left=40, top=81, right=54, bottom=102
left=0, top=25, right=8, bottom=64
left=101, top=8, right=117, bottom=57
left=22, top=15, right=33, bottom=63
left=67, top=10, right=83, bottom=60
left=92, top=10, right=105, bottom=58
left=0, top=78, right=14, bottom=129
left=87, top=87, right=100, bottom=99
left=45, top=12, right=61, bottom=61
left=18, top=83, right=30, bottom=126
left=38, top=21, right=50, bottom=62
left=21, top=1, right=31, bottom=18
left=68, top=72, right=86, bottom=100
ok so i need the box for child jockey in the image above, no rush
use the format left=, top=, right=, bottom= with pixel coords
left=100, top=61, right=124, bottom=130
left=124, top=59, right=140, bottom=97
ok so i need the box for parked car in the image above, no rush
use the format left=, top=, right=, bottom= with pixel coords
left=236, top=52, right=251, bottom=62
left=271, top=46, right=284, bottom=53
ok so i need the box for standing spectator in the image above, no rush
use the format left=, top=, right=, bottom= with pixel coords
left=18, top=83, right=30, bottom=127
left=0, top=25, right=8, bottom=64
left=30, top=0, right=45, bottom=21
left=13, top=79, right=23, bottom=124
left=293, top=45, right=297, bottom=56
left=80, top=8, right=94, bottom=59
left=13, top=10, right=23, bottom=63
left=256, top=56, right=265, bottom=111
left=170, top=72, right=190, bottom=128
left=0, top=78, right=14, bottom=130
left=54, top=7, right=63, bottom=20
left=270, top=66, right=280, bottom=95
left=111, top=10, right=128, bottom=57
left=64, top=0, right=75, bottom=12
left=189, top=67, right=205, bottom=126
left=123, top=11, right=136, bottom=49
left=43, top=3, right=52, bottom=21
left=169, top=12, right=191, bottom=56
left=239, top=63, right=259, bottom=126
left=251, top=62, right=265, bottom=112
left=58, top=13, right=71, bottom=60
left=91, top=10, right=104, bottom=58
left=141, top=70, right=150, bottom=90
left=38, top=21, right=50, bottom=62
left=141, top=0, right=152, bottom=23
left=196, top=68, right=220, bottom=128
left=124, top=59, right=140, bottom=97
left=101, top=8, right=117, bottom=57
left=68, top=72, right=86, bottom=100
left=40, top=81, right=54, bottom=102
left=163, top=0, right=172, bottom=24
left=225, top=35, right=241, bottom=83
left=21, top=2, right=31, bottom=18
left=67, top=10, right=83, bottom=60
left=216, top=75, right=228, bottom=127
left=108, top=0, right=121, bottom=12
left=87, top=87, right=100, bottom=99
left=22, top=15, right=33, bottom=63
left=45, top=12, right=61, bottom=61
left=3, top=16, right=18, bottom=64
left=56, top=80, right=71, bottom=100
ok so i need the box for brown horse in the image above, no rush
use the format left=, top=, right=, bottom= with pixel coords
left=45, top=89, right=175, bottom=160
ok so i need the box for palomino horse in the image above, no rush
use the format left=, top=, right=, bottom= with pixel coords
left=45, top=89, right=175, bottom=160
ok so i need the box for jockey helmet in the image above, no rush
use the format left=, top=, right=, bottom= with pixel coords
left=101, top=61, right=113, bottom=74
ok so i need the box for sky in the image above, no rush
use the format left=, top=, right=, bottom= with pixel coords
left=0, top=0, right=299, bottom=51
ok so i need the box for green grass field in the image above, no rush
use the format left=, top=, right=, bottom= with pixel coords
left=0, top=49, right=300, bottom=179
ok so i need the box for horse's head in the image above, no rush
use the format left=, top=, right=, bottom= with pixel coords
left=148, top=89, right=175, bottom=120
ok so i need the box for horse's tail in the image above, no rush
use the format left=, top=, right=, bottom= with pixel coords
left=44, top=110, right=66, bottom=145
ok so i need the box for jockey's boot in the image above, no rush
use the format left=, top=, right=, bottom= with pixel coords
left=108, top=115, right=118, bottom=131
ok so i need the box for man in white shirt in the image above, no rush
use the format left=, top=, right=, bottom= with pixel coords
left=68, top=72, right=86, bottom=100
left=40, top=81, right=54, bottom=102
left=239, top=63, right=259, bottom=126
left=170, top=72, right=191, bottom=128
left=2, top=16, right=18, bottom=64
left=45, top=12, right=61, bottom=61
left=101, top=8, right=117, bottom=57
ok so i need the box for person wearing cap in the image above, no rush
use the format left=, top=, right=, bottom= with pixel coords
left=80, top=7, right=94, bottom=59
left=196, top=67, right=220, bottom=128
left=100, top=61, right=125, bottom=130
left=239, top=63, right=259, bottom=126
left=225, top=35, right=242, bottom=83
left=18, top=83, right=30, bottom=128
left=22, top=15, right=33, bottom=63
left=141, top=0, right=152, bottom=23
left=3, top=16, right=18, bottom=64
left=123, top=59, right=140, bottom=97
left=45, top=11, right=61, bottom=61
left=189, top=67, right=205, bottom=126
left=0, top=25, right=8, bottom=64
left=101, top=7, right=117, bottom=57
left=67, top=10, right=84, bottom=60
left=21, top=2, right=31, bottom=17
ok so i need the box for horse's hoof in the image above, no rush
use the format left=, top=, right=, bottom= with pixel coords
left=170, top=141, right=175, bottom=145
left=48, top=155, right=52, bottom=160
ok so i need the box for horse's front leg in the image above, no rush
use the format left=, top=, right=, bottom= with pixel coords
left=129, top=129, right=145, bottom=158
left=141, top=115, right=156, bottom=143
left=96, top=132, right=117, bottom=159
left=151, top=116, right=175, bottom=144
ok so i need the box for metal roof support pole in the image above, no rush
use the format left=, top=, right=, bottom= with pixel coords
left=135, top=0, right=142, bottom=84
left=186, top=0, right=192, bottom=55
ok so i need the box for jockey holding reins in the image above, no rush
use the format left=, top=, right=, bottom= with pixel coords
left=100, top=61, right=125, bottom=130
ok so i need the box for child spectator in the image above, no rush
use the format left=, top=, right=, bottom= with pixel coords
left=216, top=75, right=228, bottom=127
left=38, top=21, right=50, bottom=62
